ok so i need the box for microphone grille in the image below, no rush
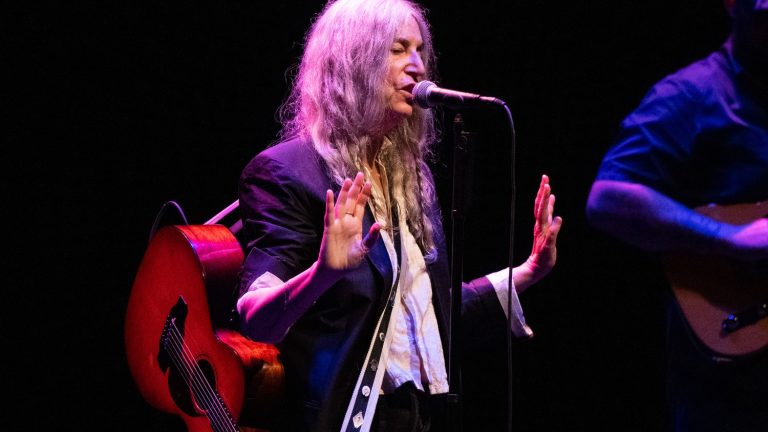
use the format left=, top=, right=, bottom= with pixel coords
left=412, top=80, right=436, bottom=108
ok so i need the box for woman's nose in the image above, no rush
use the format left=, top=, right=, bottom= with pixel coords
left=407, top=52, right=426, bottom=77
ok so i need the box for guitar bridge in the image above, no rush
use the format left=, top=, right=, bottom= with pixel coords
left=721, top=301, right=768, bottom=335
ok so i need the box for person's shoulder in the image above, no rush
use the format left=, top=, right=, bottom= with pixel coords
left=240, top=136, right=329, bottom=192
left=654, top=45, right=730, bottom=100
left=257, top=136, right=316, bottom=163
left=242, top=136, right=316, bottom=171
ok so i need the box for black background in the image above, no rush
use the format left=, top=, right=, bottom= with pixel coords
left=14, top=0, right=731, bottom=430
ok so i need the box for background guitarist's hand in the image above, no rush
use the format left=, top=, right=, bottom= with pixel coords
left=724, top=217, right=768, bottom=262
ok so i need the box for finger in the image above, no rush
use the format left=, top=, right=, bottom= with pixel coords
left=352, top=171, right=365, bottom=187
left=354, top=181, right=372, bottom=218
left=361, top=222, right=381, bottom=252
left=534, top=175, right=549, bottom=218
left=346, top=172, right=365, bottom=215
left=548, top=216, right=563, bottom=242
left=537, top=185, right=552, bottom=225
left=547, top=194, right=556, bottom=223
left=336, top=178, right=353, bottom=218
left=324, top=189, right=335, bottom=227
left=534, top=177, right=544, bottom=216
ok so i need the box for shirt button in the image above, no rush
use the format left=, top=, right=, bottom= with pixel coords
left=362, top=386, right=371, bottom=397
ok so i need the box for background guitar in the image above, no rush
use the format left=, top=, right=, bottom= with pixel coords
left=125, top=224, right=284, bottom=432
left=663, top=201, right=768, bottom=358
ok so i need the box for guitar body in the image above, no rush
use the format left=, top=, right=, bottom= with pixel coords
left=663, top=202, right=768, bottom=358
left=125, top=224, right=283, bottom=431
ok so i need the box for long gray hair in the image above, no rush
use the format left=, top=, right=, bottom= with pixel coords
left=279, top=0, right=442, bottom=260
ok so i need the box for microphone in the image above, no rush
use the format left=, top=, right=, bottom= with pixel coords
left=412, top=80, right=505, bottom=109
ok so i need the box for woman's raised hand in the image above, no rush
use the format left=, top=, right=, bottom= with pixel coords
left=318, top=172, right=381, bottom=272
left=525, top=174, right=563, bottom=282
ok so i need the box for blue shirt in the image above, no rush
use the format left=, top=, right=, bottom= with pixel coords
left=596, top=38, right=768, bottom=207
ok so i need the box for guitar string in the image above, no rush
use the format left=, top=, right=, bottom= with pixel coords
left=165, top=332, right=231, bottom=432
left=165, top=327, right=233, bottom=432
left=166, top=325, right=237, bottom=432
left=166, top=323, right=238, bottom=432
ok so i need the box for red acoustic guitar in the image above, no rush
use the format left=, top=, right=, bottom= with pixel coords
left=125, top=224, right=284, bottom=432
left=663, top=201, right=768, bottom=358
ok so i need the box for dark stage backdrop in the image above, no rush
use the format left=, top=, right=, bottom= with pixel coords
left=16, top=0, right=729, bottom=430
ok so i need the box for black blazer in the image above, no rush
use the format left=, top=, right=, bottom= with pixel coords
left=238, top=137, right=508, bottom=431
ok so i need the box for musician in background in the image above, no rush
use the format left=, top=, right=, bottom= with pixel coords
left=235, top=0, right=563, bottom=431
left=586, top=0, right=768, bottom=430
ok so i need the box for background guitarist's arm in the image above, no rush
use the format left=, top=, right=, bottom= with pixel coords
left=586, top=179, right=768, bottom=262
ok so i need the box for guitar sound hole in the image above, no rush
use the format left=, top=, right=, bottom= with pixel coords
left=167, top=358, right=218, bottom=417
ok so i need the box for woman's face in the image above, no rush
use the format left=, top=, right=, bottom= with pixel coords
left=383, top=15, right=426, bottom=127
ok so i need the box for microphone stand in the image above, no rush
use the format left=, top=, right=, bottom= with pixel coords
left=447, top=113, right=474, bottom=432
left=445, top=101, right=517, bottom=432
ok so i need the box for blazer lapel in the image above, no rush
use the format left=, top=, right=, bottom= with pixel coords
left=363, top=207, right=394, bottom=291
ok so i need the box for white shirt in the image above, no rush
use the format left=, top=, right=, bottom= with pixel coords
left=378, top=209, right=449, bottom=394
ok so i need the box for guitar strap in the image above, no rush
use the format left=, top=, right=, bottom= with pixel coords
left=340, top=214, right=402, bottom=432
